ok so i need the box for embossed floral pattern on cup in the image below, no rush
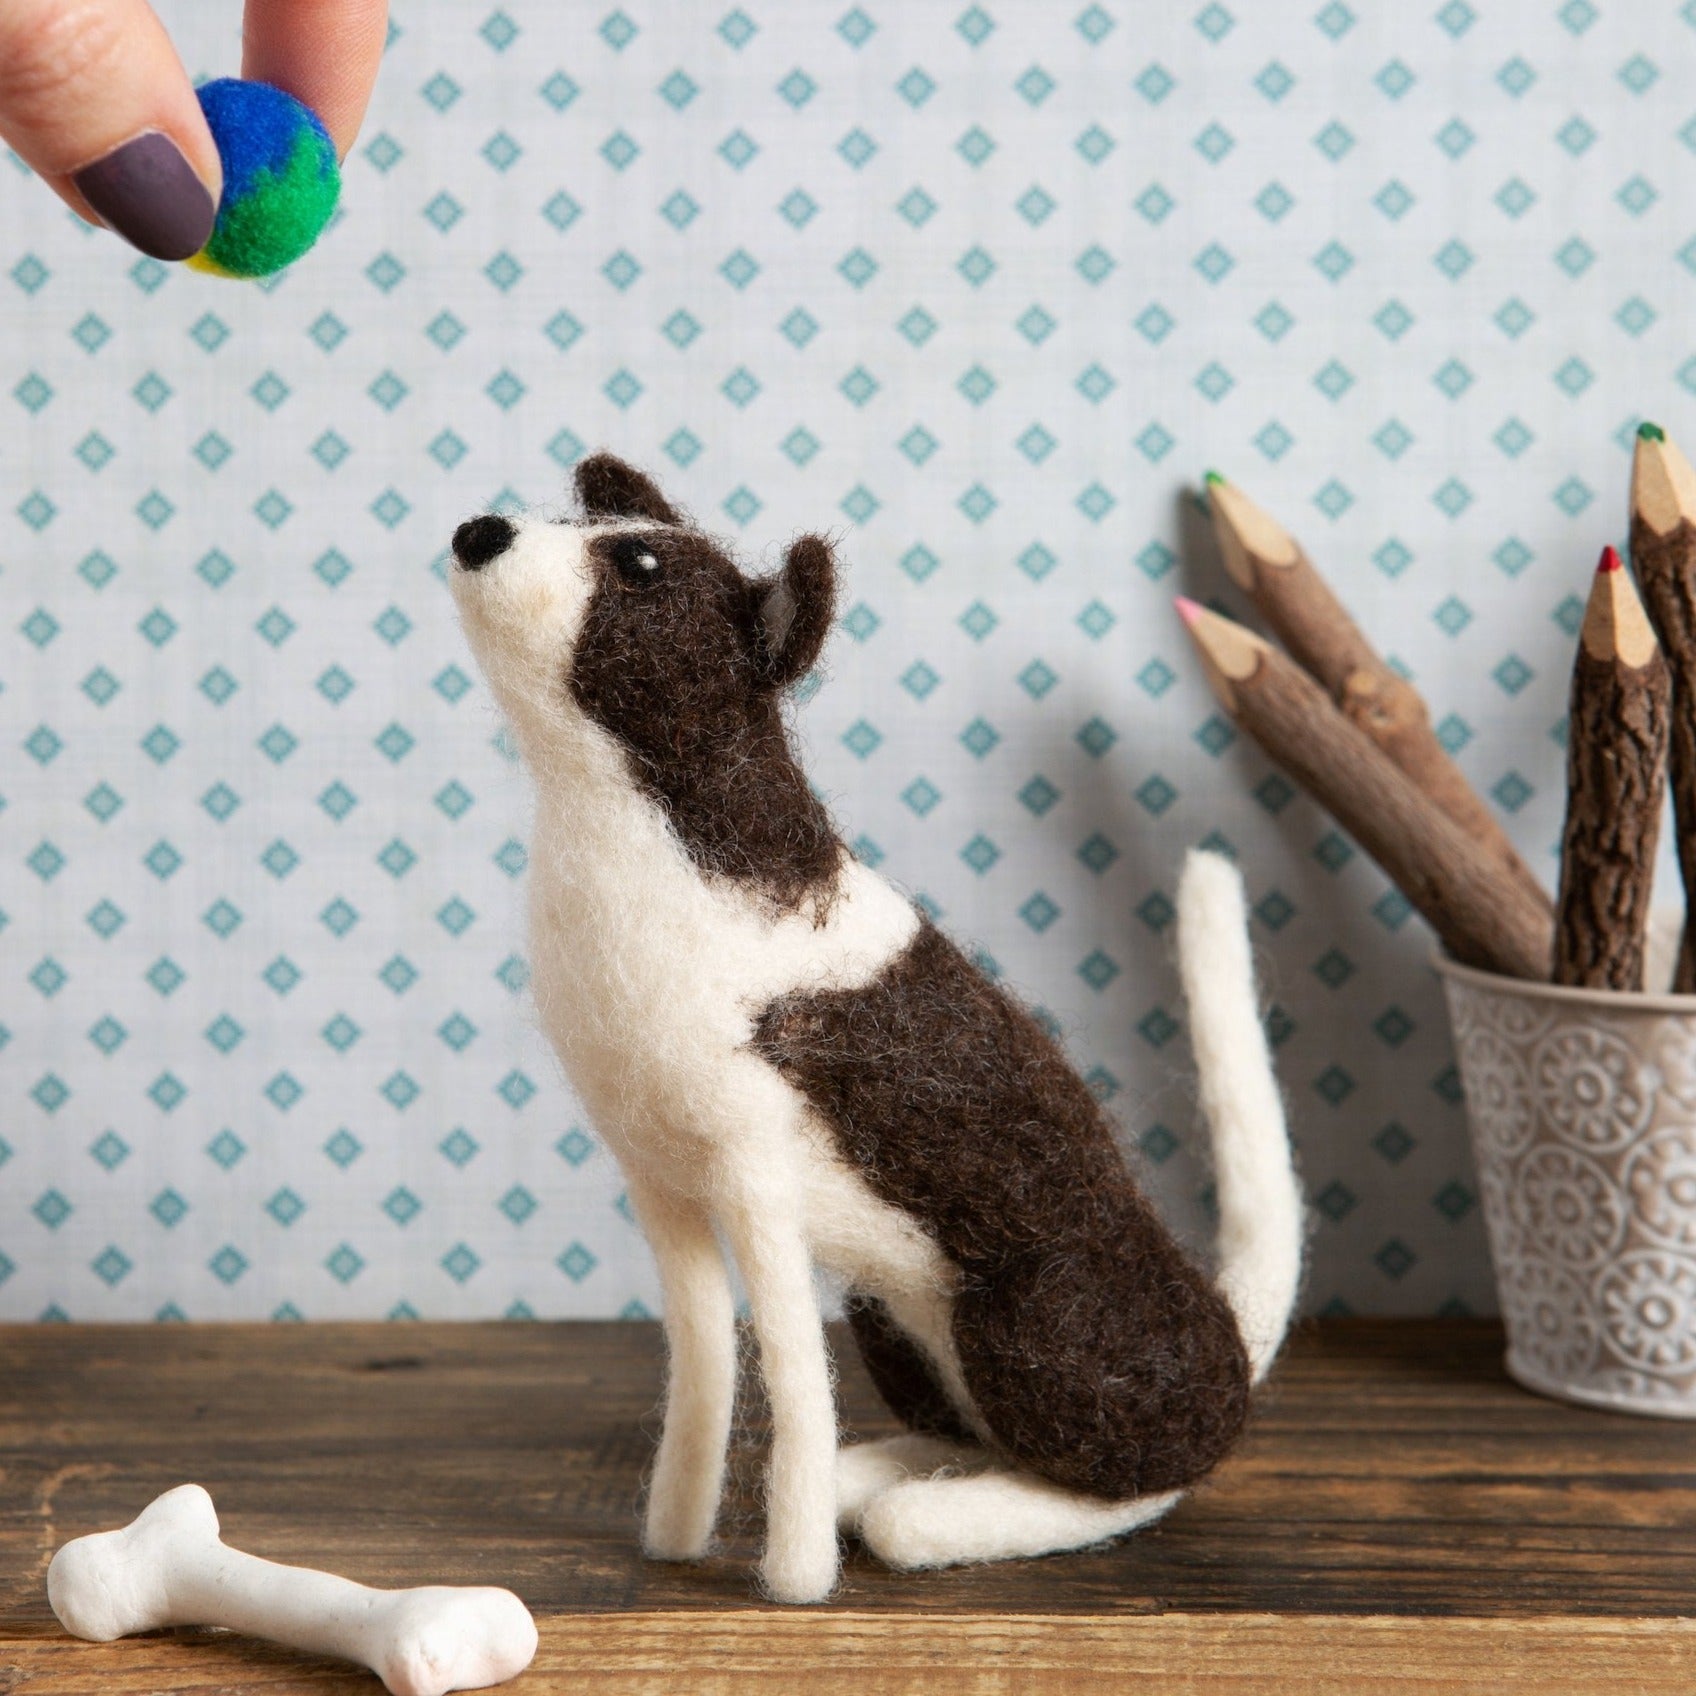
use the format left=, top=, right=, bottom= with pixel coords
left=1456, top=1025, right=1538, bottom=1160
left=1625, top=1127, right=1696, bottom=1252
left=1501, top=1257, right=1598, bottom=1382
left=1439, top=959, right=1696, bottom=1417
left=1512, top=1145, right=1625, bottom=1269
left=1596, top=1252, right=1696, bottom=1375
left=1532, top=1024, right=1653, bottom=1154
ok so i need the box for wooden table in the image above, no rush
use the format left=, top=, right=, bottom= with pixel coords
left=1, top=1319, right=1692, bottom=1693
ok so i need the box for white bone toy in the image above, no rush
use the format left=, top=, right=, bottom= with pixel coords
left=47, top=1484, right=538, bottom=1696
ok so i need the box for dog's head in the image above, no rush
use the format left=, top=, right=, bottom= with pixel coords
left=449, top=453, right=834, bottom=760
left=448, top=454, right=842, bottom=901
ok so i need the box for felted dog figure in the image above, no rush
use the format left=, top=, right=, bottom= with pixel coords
left=447, top=455, right=1304, bottom=1604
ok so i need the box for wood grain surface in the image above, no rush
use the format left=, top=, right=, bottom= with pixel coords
left=7, top=1614, right=1694, bottom=1695
left=3, top=1319, right=1694, bottom=1692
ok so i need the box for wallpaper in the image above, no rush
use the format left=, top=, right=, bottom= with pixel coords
left=2, top=0, right=1691, bottom=1319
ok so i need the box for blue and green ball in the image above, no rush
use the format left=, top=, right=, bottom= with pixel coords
left=188, top=79, right=340, bottom=279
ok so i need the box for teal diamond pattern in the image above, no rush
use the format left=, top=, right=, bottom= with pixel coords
left=2, top=1, right=1681, bottom=1321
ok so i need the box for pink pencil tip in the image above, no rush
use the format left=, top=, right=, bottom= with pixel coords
left=1598, top=545, right=1623, bottom=574
left=1174, top=596, right=1202, bottom=625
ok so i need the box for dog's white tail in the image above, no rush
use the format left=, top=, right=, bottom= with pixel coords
left=1175, top=849, right=1304, bottom=1384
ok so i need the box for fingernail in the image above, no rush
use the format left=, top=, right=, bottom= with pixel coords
left=72, top=133, right=216, bottom=262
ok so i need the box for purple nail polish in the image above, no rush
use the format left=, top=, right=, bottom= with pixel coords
left=72, top=133, right=215, bottom=262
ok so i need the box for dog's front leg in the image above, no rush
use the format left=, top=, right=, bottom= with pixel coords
left=628, top=1174, right=737, bottom=1563
left=720, top=1165, right=839, bottom=1604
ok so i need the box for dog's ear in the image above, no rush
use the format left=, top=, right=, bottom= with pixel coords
left=753, top=534, right=835, bottom=691
left=574, top=454, right=680, bottom=525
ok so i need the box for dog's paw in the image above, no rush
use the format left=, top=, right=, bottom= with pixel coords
left=837, top=1435, right=973, bottom=1533
left=758, top=1531, right=840, bottom=1604
left=855, top=1477, right=964, bottom=1571
left=640, top=1528, right=713, bottom=1563
left=641, top=1502, right=717, bottom=1564
left=861, top=1471, right=1187, bottom=1569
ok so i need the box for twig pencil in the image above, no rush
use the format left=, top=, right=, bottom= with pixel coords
left=1176, top=597, right=1554, bottom=981
left=1629, top=422, right=1696, bottom=991
left=1552, top=547, right=1671, bottom=990
left=1204, top=472, right=1551, bottom=917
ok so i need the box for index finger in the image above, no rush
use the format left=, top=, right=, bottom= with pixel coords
left=242, top=0, right=389, bottom=159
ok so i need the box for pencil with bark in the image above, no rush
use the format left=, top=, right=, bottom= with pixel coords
left=1629, top=423, right=1696, bottom=990
left=1552, top=546, right=1671, bottom=991
left=1204, top=472, right=1551, bottom=917
left=1175, top=597, right=1554, bottom=982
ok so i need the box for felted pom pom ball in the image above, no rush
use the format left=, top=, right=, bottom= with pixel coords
left=186, top=79, right=340, bottom=279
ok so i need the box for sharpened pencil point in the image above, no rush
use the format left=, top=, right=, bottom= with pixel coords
left=1583, top=544, right=1659, bottom=667
left=1203, top=470, right=1225, bottom=488
left=1632, top=419, right=1696, bottom=536
left=1174, top=595, right=1203, bottom=625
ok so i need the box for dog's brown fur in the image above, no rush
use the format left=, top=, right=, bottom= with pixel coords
left=845, top=1294, right=978, bottom=1442
left=756, top=920, right=1251, bottom=1499
left=566, top=482, right=842, bottom=913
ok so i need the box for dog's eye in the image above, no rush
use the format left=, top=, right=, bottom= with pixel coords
left=610, top=534, right=663, bottom=587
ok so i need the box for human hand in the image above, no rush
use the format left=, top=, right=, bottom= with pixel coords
left=0, top=0, right=388, bottom=261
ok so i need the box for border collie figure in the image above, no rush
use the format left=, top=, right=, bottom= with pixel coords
left=448, top=455, right=1303, bottom=1603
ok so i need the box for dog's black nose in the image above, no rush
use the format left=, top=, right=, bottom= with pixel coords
left=453, top=514, right=516, bottom=570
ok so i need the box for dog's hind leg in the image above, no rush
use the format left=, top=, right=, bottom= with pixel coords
left=629, top=1174, right=737, bottom=1563
left=857, top=1465, right=1182, bottom=1570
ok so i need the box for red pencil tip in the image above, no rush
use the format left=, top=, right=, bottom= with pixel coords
left=1174, top=595, right=1203, bottom=625
left=1598, top=545, right=1623, bottom=574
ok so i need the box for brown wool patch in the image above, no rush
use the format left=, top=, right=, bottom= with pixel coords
left=566, top=459, right=843, bottom=913
left=844, top=1294, right=977, bottom=1443
left=753, top=534, right=835, bottom=691
left=575, top=453, right=681, bottom=526
left=754, top=921, right=1251, bottom=1500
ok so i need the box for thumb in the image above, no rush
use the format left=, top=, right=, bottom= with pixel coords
left=0, top=0, right=221, bottom=260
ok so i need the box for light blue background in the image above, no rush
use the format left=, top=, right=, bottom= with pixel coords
left=2, top=0, right=1690, bottom=1319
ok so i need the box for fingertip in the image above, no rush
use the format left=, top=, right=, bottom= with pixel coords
left=242, top=0, right=390, bottom=157
left=72, top=129, right=218, bottom=259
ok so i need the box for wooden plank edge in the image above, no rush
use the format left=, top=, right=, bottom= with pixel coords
left=7, top=1613, right=1696, bottom=1695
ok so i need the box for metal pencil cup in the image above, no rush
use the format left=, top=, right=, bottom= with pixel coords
left=1436, top=955, right=1696, bottom=1417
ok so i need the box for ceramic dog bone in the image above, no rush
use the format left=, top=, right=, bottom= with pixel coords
left=48, top=1484, right=537, bottom=1696
left=447, top=455, right=1304, bottom=1602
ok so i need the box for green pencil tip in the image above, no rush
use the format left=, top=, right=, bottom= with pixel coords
left=1639, top=421, right=1666, bottom=441
left=1203, top=469, right=1225, bottom=487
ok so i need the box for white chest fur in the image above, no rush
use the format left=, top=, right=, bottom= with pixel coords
left=522, top=719, right=923, bottom=1225
left=529, top=757, right=912, bottom=1040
